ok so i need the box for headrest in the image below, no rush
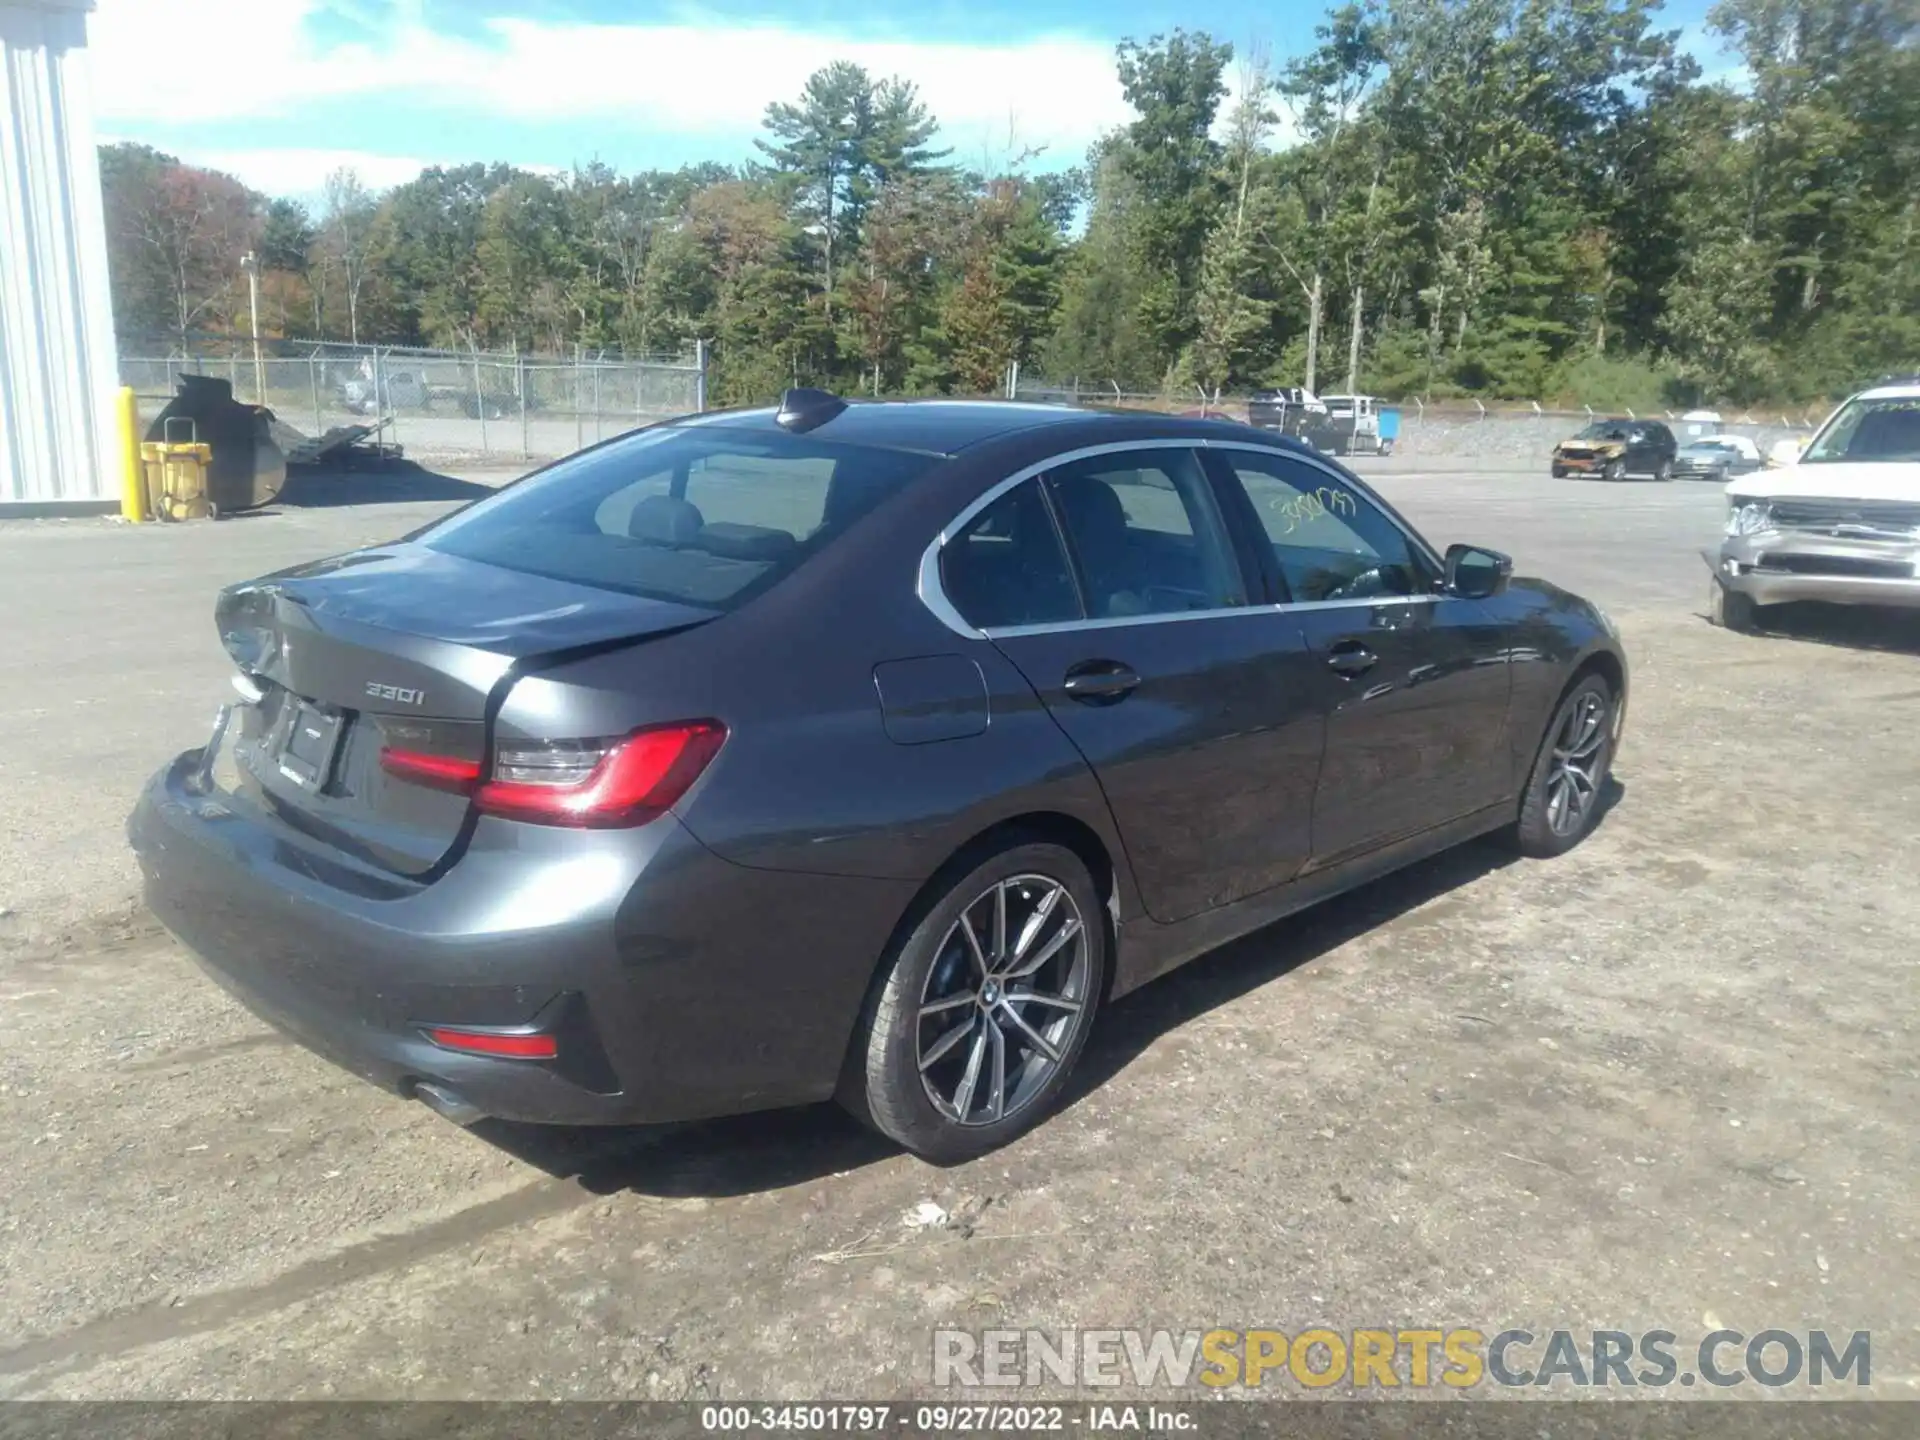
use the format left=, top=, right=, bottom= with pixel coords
left=629, top=495, right=704, bottom=546
left=696, top=522, right=799, bottom=562
left=1052, top=474, right=1129, bottom=545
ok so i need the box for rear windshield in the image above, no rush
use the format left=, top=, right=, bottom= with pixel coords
left=421, top=427, right=941, bottom=608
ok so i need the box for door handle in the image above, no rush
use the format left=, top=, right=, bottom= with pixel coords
left=1326, top=642, right=1378, bottom=677
left=1062, top=660, right=1140, bottom=704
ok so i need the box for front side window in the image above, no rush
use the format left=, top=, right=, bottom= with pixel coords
left=1804, top=396, right=1920, bottom=463
left=424, top=427, right=938, bottom=609
left=1217, top=451, right=1433, bottom=602
left=1041, top=449, right=1245, bottom=619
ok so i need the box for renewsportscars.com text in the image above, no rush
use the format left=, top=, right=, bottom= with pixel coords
left=933, top=1328, right=1871, bottom=1391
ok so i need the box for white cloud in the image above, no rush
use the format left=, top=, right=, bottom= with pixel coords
left=89, top=0, right=1131, bottom=160
left=167, top=146, right=441, bottom=196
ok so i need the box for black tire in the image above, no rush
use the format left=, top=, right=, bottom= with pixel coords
left=839, top=841, right=1106, bottom=1163
left=1709, top=576, right=1762, bottom=634
left=1655, top=458, right=1674, bottom=482
left=1551, top=464, right=1568, bottom=479
left=1603, top=458, right=1625, bottom=481
left=1511, top=673, right=1616, bottom=859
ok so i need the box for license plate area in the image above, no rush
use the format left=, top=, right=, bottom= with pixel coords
left=277, top=700, right=346, bottom=790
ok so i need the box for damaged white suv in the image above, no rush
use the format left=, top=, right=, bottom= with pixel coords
left=1709, top=378, right=1920, bottom=632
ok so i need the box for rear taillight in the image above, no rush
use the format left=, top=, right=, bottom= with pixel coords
left=379, top=748, right=483, bottom=794
left=381, top=721, right=725, bottom=829
left=477, top=721, right=726, bottom=828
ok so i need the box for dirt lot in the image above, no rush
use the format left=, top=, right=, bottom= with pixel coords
left=1, top=464, right=1916, bottom=1401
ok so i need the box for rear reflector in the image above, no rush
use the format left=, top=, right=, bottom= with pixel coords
left=475, top=720, right=725, bottom=828
left=423, top=1026, right=558, bottom=1060
left=379, top=747, right=482, bottom=794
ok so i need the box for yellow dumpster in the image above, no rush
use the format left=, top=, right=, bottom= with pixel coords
left=140, top=418, right=217, bottom=521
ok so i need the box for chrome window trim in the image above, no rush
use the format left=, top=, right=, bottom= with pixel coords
left=982, top=594, right=1438, bottom=640
left=916, top=437, right=1445, bottom=640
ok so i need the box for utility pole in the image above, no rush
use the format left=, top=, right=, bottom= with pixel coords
left=240, top=252, right=264, bottom=402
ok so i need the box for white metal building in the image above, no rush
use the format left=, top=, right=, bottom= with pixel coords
left=0, top=0, right=119, bottom=513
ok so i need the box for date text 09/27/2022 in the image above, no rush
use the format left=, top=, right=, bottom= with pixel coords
left=699, top=1406, right=1192, bottom=1433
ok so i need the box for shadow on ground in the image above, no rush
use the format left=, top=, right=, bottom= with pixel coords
left=474, top=794, right=1639, bottom=1194
left=1737, top=601, right=1920, bottom=656
left=273, top=462, right=501, bottom=510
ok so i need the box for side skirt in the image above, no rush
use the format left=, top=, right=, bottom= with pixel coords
left=1110, top=803, right=1514, bottom=998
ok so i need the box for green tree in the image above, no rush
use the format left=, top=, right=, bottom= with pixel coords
left=839, top=174, right=962, bottom=394
left=1664, top=230, right=1778, bottom=400
left=369, top=164, right=511, bottom=347
left=98, top=143, right=179, bottom=338
left=1114, top=30, right=1234, bottom=373
left=1279, top=5, right=1384, bottom=391
left=259, top=198, right=314, bottom=275
left=1047, top=141, right=1154, bottom=389
left=315, top=169, right=380, bottom=344
left=475, top=173, right=573, bottom=351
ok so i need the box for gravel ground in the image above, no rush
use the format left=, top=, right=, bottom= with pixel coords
left=1, top=462, right=1916, bottom=1404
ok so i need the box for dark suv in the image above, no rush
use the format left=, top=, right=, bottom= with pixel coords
left=1551, top=419, right=1678, bottom=481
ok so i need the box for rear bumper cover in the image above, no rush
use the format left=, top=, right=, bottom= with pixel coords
left=1710, top=535, right=1920, bottom=609
left=129, top=750, right=918, bottom=1126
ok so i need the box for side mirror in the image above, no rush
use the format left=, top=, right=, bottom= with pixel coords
left=1444, top=543, right=1513, bottom=599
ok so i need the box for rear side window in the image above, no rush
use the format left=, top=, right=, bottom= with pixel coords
left=940, top=480, right=1081, bottom=630
left=1042, top=449, right=1245, bottom=618
left=423, top=428, right=938, bottom=609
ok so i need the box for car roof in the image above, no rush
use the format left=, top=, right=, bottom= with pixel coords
left=1855, top=382, right=1920, bottom=402
left=674, top=399, right=1110, bottom=455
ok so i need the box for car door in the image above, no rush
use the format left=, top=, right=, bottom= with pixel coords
left=1622, top=426, right=1652, bottom=473
left=935, top=445, right=1326, bottom=923
left=1654, top=424, right=1678, bottom=471
left=1206, top=447, right=1515, bottom=869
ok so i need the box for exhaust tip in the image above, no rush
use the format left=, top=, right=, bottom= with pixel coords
left=411, top=1080, right=488, bottom=1127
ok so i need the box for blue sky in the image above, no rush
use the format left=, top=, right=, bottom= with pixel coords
left=91, top=0, right=1735, bottom=202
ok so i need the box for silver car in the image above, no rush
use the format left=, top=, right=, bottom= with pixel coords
left=1673, top=438, right=1762, bottom=482
left=1709, top=380, right=1920, bottom=632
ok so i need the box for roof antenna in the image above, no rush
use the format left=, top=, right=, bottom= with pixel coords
left=776, top=388, right=847, bottom=433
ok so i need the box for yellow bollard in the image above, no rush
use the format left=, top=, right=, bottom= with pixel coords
left=117, top=386, right=146, bottom=522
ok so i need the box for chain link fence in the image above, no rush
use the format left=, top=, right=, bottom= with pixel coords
left=1012, top=378, right=1824, bottom=462
left=119, top=337, right=707, bottom=464
left=1356, top=402, right=1820, bottom=463
left=118, top=340, right=1826, bottom=471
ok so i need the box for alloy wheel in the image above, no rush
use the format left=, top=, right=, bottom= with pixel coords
left=916, top=875, right=1091, bottom=1127
left=1546, top=690, right=1609, bottom=836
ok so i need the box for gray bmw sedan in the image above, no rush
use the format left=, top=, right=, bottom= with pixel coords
left=130, top=392, right=1627, bottom=1162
